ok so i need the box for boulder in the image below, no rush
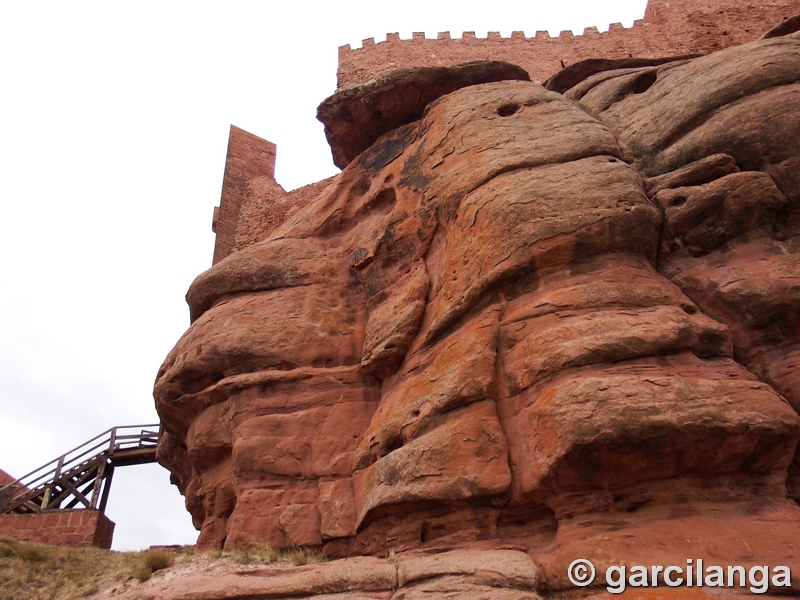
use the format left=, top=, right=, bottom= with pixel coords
left=317, top=61, right=530, bottom=168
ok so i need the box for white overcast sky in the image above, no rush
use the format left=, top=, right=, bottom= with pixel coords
left=0, top=1, right=648, bottom=550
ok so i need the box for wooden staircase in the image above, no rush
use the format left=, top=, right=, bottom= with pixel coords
left=0, top=425, right=160, bottom=515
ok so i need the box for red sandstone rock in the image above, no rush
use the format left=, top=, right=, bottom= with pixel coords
left=317, top=61, right=530, bottom=168
left=644, top=153, right=740, bottom=196
left=544, top=55, right=701, bottom=94
left=154, top=27, right=800, bottom=598
left=100, top=550, right=545, bottom=600
left=353, top=400, right=512, bottom=527
left=571, top=36, right=800, bottom=177
left=762, top=13, right=800, bottom=38
left=396, top=549, right=540, bottom=589
left=535, top=503, right=800, bottom=592
left=360, top=262, right=428, bottom=379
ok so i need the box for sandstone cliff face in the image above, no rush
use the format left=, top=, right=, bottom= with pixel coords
left=154, top=29, right=800, bottom=596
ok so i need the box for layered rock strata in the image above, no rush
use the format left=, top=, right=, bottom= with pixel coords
left=101, top=549, right=543, bottom=600
left=155, top=27, right=800, bottom=596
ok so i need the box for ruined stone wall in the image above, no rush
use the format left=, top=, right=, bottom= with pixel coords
left=212, top=126, right=277, bottom=265
left=336, top=0, right=800, bottom=87
left=0, top=510, right=115, bottom=549
left=212, top=127, right=337, bottom=265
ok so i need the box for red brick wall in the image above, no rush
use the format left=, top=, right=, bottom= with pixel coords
left=336, top=0, right=800, bottom=86
left=0, top=510, right=115, bottom=549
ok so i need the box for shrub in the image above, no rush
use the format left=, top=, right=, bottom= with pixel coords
left=131, top=549, right=175, bottom=581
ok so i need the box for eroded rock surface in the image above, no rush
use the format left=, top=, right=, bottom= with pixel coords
left=99, top=550, right=543, bottom=600
left=317, top=61, right=531, bottom=169
left=155, top=30, right=800, bottom=597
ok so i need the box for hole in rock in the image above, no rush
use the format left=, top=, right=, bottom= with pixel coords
left=385, top=435, right=404, bottom=454
left=670, top=195, right=687, bottom=207
left=632, top=70, right=658, bottom=94
left=496, top=103, right=521, bottom=117
left=369, top=187, right=397, bottom=213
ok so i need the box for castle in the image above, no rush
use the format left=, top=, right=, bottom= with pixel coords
left=211, top=0, right=800, bottom=265
left=4, top=0, right=799, bottom=564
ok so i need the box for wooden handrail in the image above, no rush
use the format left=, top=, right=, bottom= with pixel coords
left=0, top=424, right=160, bottom=514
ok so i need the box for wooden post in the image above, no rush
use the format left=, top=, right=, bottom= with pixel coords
left=41, top=455, right=64, bottom=510
left=89, top=459, right=107, bottom=509
left=109, top=427, right=118, bottom=455
left=98, top=464, right=115, bottom=514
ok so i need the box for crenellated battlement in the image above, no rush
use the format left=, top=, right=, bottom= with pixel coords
left=337, top=0, right=800, bottom=87
left=346, top=19, right=645, bottom=50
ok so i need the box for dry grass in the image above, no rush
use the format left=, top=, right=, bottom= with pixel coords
left=628, top=141, right=659, bottom=176
left=0, top=536, right=326, bottom=599
left=130, top=548, right=176, bottom=582
left=227, top=543, right=326, bottom=566
left=0, top=536, right=187, bottom=599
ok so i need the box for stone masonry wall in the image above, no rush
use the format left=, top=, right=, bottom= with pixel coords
left=212, top=126, right=277, bottom=265
left=211, top=125, right=338, bottom=265
left=0, top=510, right=115, bottom=549
left=336, top=0, right=800, bottom=86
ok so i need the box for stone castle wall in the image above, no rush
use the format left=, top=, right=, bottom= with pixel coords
left=336, top=0, right=800, bottom=86
left=212, top=126, right=278, bottom=265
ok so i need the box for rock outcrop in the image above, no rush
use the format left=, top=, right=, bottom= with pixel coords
left=317, top=60, right=531, bottom=169
left=100, top=549, right=543, bottom=600
left=154, top=25, right=800, bottom=598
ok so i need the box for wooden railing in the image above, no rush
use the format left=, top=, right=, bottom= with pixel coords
left=0, top=424, right=160, bottom=515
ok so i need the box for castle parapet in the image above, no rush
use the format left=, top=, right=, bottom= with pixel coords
left=336, top=0, right=800, bottom=87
